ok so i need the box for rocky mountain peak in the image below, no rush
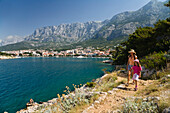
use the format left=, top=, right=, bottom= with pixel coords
left=0, top=35, right=24, bottom=46
left=94, top=0, right=169, bottom=40
left=0, top=0, right=169, bottom=50
left=25, top=20, right=109, bottom=44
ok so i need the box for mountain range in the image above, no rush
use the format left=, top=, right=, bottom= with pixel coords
left=0, top=35, right=24, bottom=46
left=0, top=0, right=169, bottom=51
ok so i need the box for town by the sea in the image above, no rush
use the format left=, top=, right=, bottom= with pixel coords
left=0, top=57, right=114, bottom=113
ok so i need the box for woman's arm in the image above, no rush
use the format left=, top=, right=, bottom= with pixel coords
left=130, top=66, right=133, bottom=71
left=127, top=57, right=129, bottom=70
left=139, top=71, right=141, bottom=78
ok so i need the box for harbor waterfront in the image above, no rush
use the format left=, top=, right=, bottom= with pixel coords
left=0, top=57, right=114, bottom=113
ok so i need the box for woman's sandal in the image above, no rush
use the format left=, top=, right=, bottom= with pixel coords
left=134, top=87, right=138, bottom=91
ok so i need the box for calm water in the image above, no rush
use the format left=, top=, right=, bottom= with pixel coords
left=0, top=57, right=114, bottom=113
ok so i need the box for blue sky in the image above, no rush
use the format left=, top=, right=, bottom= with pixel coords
left=0, top=0, right=167, bottom=39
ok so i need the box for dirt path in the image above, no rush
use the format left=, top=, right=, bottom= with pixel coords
left=82, top=75, right=155, bottom=113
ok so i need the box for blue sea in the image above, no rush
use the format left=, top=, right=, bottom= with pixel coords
left=0, top=57, right=114, bottom=113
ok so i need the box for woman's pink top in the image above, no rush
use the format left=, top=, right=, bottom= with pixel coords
left=132, top=66, right=142, bottom=75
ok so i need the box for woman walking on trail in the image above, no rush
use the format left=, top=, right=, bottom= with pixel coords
left=126, top=49, right=136, bottom=86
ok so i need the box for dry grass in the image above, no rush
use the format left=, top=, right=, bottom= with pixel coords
left=69, top=102, right=90, bottom=113
left=137, top=81, right=161, bottom=96
left=69, top=94, right=100, bottom=113
left=135, top=73, right=170, bottom=112
left=137, top=71, right=170, bottom=97
left=102, top=73, right=118, bottom=83
left=79, top=71, right=169, bottom=113
left=95, top=72, right=122, bottom=92
left=158, top=100, right=170, bottom=113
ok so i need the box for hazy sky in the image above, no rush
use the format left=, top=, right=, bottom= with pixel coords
left=0, top=0, right=167, bottom=39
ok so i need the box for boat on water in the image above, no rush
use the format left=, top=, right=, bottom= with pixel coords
left=102, top=60, right=113, bottom=63
left=77, top=56, right=87, bottom=58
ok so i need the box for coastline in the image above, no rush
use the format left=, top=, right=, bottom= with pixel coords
left=0, top=57, right=113, bottom=113
left=16, top=72, right=110, bottom=113
left=9, top=69, right=170, bottom=113
left=0, top=56, right=110, bottom=59
left=0, top=55, right=20, bottom=60
left=5, top=62, right=169, bottom=112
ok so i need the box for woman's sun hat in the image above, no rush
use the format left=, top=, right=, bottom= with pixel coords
left=128, top=49, right=136, bottom=54
left=134, top=59, right=139, bottom=63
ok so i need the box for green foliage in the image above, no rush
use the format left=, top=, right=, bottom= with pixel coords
left=160, top=77, right=168, bottom=84
left=57, top=85, right=90, bottom=112
left=164, top=0, right=170, bottom=7
left=123, top=100, right=159, bottom=113
left=102, top=74, right=118, bottom=83
left=154, top=71, right=169, bottom=80
left=0, top=52, right=11, bottom=56
left=96, top=73, right=119, bottom=92
left=100, top=82, right=120, bottom=92
left=140, top=52, right=166, bottom=71
left=143, top=84, right=159, bottom=95
left=35, top=82, right=102, bottom=113
left=142, top=70, right=170, bottom=80
left=0, top=35, right=128, bottom=51
left=61, top=36, right=128, bottom=51
left=0, top=41, right=34, bottom=51
left=159, top=101, right=170, bottom=113
left=102, top=68, right=112, bottom=74
left=86, top=82, right=96, bottom=87
left=112, top=18, right=170, bottom=65
left=29, top=53, right=33, bottom=56
left=36, top=51, right=42, bottom=56
left=111, top=45, right=127, bottom=65
left=126, top=27, right=156, bottom=57
left=102, top=68, right=107, bottom=73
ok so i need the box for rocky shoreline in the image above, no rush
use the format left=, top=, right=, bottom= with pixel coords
left=15, top=73, right=113, bottom=113
left=4, top=70, right=170, bottom=113
left=0, top=55, right=20, bottom=60
left=16, top=88, right=87, bottom=112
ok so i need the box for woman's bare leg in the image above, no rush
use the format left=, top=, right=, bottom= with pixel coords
left=135, top=80, right=138, bottom=91
left=128, top=70, right=131, bottom=84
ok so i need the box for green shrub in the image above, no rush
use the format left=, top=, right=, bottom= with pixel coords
left=97, top=74, right=120, bottom=92
left=123, top=100, right=159, bottom=113
left=160, top=77, right=168, bottom=84
left=89, top=94, right=100, bottom=103
left=158, top=101, right=170, bottom=113
left=57, top=85, right=90, bottom=112
left=86, top=82, right=96, bottom=87
left=111, top=18, right=170, bottom=65
left=102, top=68, right=111, bottom=74
left=112, top=76, right=118, bottom=81
left=36, top=84, right=92, bottom=113
left=102, top=74, right=117, bottom=83
left=140, top=52, right=166, bottom=71
left=144, top=71, right=169, bottom=80
left=145, top=85, right=159, bottom=95
left=102, top=68, right=107, bottom=72
left=100, top=82, right=118, bottom=92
